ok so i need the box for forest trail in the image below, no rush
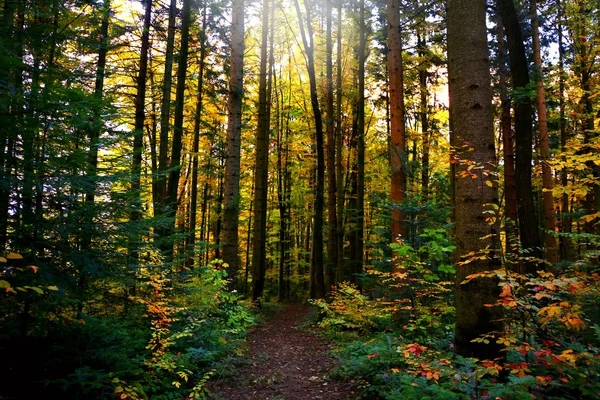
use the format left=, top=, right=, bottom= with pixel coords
left=210, top=303, right=356, bottom=400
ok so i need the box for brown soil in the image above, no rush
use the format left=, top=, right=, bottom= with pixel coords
left=210, top=303, right=356, bottom=400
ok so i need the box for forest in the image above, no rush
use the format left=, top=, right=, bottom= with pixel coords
left=0, top=0, right=599, bottom=398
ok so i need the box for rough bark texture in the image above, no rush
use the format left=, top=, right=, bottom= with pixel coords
left=448, top=0, right=502, bottom=360
left=156, top=0, right=177, bottom=225
left=355, top=0, right=366, bottom=285
left=557, top=2, right=573, bottom=260
left=496, top=21, right=518, bottom=254
left=167, top=0, right=193, bottom=259
left=252, top=0, right=271, bottom=301
left=326, top=0, right=338, bottom=290
left=418, top=32, right=430, bottom=201
left=222, top=0, right=245, bottom=285
left=497, top=0, right=543, bottom=273
left=335, top=3, right=345, bottom=284
left=131, top=0, right=152, bottom=227
left=294, top=0, right=325, bottom=299
left=531, top=0, right=558, bottom=262
left=188, top=8, right=208, bottom=267
left=388, top=0, right=408, bottom=243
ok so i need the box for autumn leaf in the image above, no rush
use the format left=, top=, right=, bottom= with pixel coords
left=5, top=252, right=23, bottom=260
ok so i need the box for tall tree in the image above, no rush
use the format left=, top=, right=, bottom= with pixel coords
left=350, top=0, right=366, bottom=285
left=497, top=0, right=543, bottom=273
left=335, top=3, right=345, bottom=284
left=131, top=0, right=153, bottom=232
left=251, top=0, right=272, bottom=301
left=497, top=20, right=518, bottom=254
left=188, top=7, right=208, bottom=267
left=326, top=0, right=339, bottom=288
left=167, top=0, right=193, bottom=258
left=222, top=0, right=245, bottom=285
left=448, top=0, right=502, bottom=359
left=156, top=0, right=178, bottom=232
left=388, top=0, right=408, bottom=244
left=531, top=0, right=558, bottom=262
left=294, top=0, right=325, bottom=299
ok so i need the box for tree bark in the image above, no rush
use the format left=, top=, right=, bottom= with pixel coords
left=166, top=0, right=193, bottom=259
left=188, top=7, right=208, bottom=268
left=251, top=0, right=272, bottom=301
left=496, top=21, right=518, bottom=255
left=131, top=0, right=152, bottom=230
left=448, top=0, right=503, bottom=360
left=156, top=0, right=177, bottom=228
left=222, top=0, right=245, bottom=285
left=294, top=0, right=326, bottom=299
left=531, top=0, right=558, bottom=262
left=326, top=0, right=339, bottom=289
left=497, top=0, right=543, bottom=273
left=388, top=0, right=408, bottom=244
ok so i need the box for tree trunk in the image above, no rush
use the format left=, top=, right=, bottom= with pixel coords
left=388, top=0, right=408, bottom=244
left=557, top=1, right=572, bottom=260
left=156, top=0, right=177, bottom=228
left=531, top=0, right=557, bottom=262
left=496, top=20, right=518, bottom=255
left=251, top=0, right=272, bottom=302
left=335, top=4, right=345, bottom=284
left=417, top=32, right=430, bottom=201
left=448, top=0, right=503, bottom=360
left=294, top=0, right=325, bottom=299
left=497, top=0, right=543, bottom=273
left=188, top=8, right=208, bottom=267
left=354, top=0, right=366, bottom=286
left=166, top=0, right=193, bottom=260
left=130, top=0, right=152, bottom=230
left=326, top=0, right=338, bottom=290
left=222, top=0, right=245, bottom=286
left=83, top=0, right=110, bottom=249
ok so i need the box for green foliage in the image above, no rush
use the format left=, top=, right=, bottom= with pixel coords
left=317, top=228, right=600, bottom=399
left=312, top=282, right=390, bottom=333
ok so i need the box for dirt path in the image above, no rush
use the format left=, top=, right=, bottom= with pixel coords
left=210, top=303, right=356, bottom=400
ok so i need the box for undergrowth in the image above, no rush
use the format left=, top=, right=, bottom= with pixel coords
left=313, top=228, right=600, bottom=399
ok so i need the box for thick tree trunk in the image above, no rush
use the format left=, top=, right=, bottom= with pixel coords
left=355, top=0, right=366, bottom=285
left=294, top=0, right=325, bottom=299
left=388, top=0, right=408, bottom=244
left=251, top=0, right=272, bottom=301
left=448, top=0, right=502, bottom=360
left=531, top=0, right=558, bottom=262
left=417, top=32, right=430, bottom=201
left=497, top=0, right=543, bottom=273
left=166, top=0, right=193, bottom=260
left=326, top=0, right=338, bottom=289
left=131, top=0, right=152, bottom=229
left=156, top=0, right=177, bottom=226
left=188, top=8, right=208, bottom=267
left=222, top=0, right=245, bottom=285
left=496, top=21, right=518, bottom=255
left=335, top=4, right=345, bottom=284
left=557, top=2, right=572, bottom=260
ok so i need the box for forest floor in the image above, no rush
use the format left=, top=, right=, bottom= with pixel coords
left=210, top=303, right=357, bottom=400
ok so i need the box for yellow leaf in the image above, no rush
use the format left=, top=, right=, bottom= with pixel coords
left=5, top=252, right=23, bottom=260
left=47, top=285, right=59, bottom=291
left=0, top=257, right=6, bottom=263
left=28, top=265, right=38, bottom=273
left=114, top=386, right=123, bottom=393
